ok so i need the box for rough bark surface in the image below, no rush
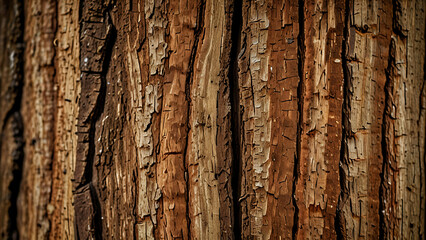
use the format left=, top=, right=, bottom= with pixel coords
left=380, top=0, right=426, bottom=239
left=338, top=1, right=393, bottom=239
left=0, top=0, right=425, bottom=239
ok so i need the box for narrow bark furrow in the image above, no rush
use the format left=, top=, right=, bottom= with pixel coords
left=293, top=0, right=305, bottom=238
left=336, top=0, right=350, bottom=238
left=229, top=0, right=243, bottom=239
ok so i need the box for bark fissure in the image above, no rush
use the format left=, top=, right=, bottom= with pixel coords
left=229, top=0, right=243, bottom=239
left=336, top=0, right=350, bottom=238
left=75, top=1, right=115, bottom=238
left=293, top=0, right=305, bottom=238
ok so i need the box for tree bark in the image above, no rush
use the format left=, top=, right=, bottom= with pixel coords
left=0, top=0, right=425, bottom=239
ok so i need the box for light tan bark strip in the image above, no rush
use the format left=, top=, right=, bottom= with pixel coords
left=187, top=0, right=227, bottom=238
left=49, top=0, right=80, bottom=239
left=238, top=0, right=271, bottom=238
left=381, top=0, right=426, bottom=238
left=18, top=0, right=57, bottom=239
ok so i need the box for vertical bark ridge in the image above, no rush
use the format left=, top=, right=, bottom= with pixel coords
left=338, top=0, right=393, bottom=239
left=185, top=0, right=206, bottom=238
left=265, top=0, right=301, bottom=238
left=295, top=0, right=345, bottom=238
left=156, top=0, right=202, bottom=238
left=381, top=0, right=426, bottom=238
left=237, top=0, right=272, bottom=238
left=19, top=0, right=57, bottom=238
left=187, top=0, right=237, bottom=238
left=126, top=0, right=160, bottom=239
left=49, top=0, right=80, bottom=239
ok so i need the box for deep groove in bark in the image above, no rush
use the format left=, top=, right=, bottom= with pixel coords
left=183, top=1, right=206, bottom=238
left=293, top=0, right=305, bottom=238
left=89, top=11, right=116, bottom=239
left=336, top=0, right=350, bottom=238
left=76, top=2, right=116, bottom=237
left=229, top=0, right=243, bottom=239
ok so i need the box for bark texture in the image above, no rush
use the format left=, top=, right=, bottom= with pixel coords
left=0, top=0, right=425, bottom=239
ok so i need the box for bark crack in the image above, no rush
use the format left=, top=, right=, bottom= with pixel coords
left=229, top=0, right=243, bottom=239
left=293, top=0, right=305, bottom=238
left=336, top=0, right=350, bottom=238
left=75, top=1, right=116, bottom=238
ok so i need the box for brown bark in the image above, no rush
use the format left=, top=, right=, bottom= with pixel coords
left=0, top=0, right=425, bottom=239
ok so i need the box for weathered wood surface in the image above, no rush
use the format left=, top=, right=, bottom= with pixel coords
left=0, top=0, right=424, bottom=239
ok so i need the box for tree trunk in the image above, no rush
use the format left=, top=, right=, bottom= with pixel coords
left=0, top=0, right=425, bottom=239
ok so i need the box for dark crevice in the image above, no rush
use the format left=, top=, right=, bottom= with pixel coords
left=76, top=1, right=116, bottom=238
left=183, top=0, right=206, bottom=238
left=336, top=0, right=350, bottom=238
left=292, top=0, right=304, bottom=239
left=89, top=10, right=116, bottom=239
left=229, top=0, right=243, bottom=239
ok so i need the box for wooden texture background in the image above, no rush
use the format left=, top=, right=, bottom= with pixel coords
left=0, top=0, right=425, bottom=239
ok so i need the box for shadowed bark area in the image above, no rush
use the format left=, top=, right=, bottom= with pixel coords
left=0, top=0, right=424, bottom=239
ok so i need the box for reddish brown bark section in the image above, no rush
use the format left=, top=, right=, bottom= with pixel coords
left=295, top=0, right=345, bottom=238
